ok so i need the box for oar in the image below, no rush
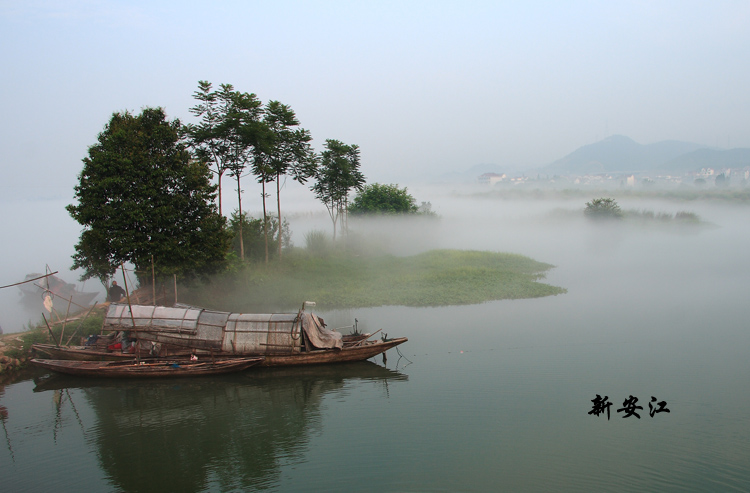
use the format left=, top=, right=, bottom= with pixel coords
left=353, top=329, right=382, bottom=347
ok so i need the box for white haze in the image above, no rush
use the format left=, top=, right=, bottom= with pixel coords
left=2, top=181, right=749, bottom=338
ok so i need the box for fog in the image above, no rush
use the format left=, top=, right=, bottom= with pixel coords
left=3, top=182, right=748, bottom=340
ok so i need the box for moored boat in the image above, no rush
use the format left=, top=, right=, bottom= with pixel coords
left=260, top=337, right=408, bottom=366
left=30, top=356, right=264, bottom=378
left=32, top=342, right=193, bottom=361
left=19, top=272, right=98, bottom=308
left=102, top=302, right=407, bottom=366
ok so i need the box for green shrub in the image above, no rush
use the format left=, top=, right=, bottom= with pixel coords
left=584, top=198, right=623, bottom=220
left=304, top=230, right=330, bottom=256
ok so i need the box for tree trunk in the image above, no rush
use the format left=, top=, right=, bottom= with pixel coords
left=237, top=174, right=244, bottom=261
left=262, top=181, right=269, bottom=263
left=276, top=173, right=282, bottom=259
left=217, top=170, right=224, bottom=217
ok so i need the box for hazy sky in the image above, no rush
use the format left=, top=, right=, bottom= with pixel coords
left=2, top=0, right=750, bottom=202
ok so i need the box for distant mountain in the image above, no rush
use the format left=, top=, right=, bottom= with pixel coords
left=663, top=148, right=750, bottom=173
left=544, top=135, right=709, bottom=175
left=444, top=136, right=750, bottom=184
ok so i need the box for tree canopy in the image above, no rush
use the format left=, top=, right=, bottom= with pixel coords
left=310, top=139, right=365, bottom=239
left=349, top=183, right=420, bottom=215
left=584, top=197, right=623, bottom=220
left=255, top=100, right=316, bottom=259
left=67, top=107, right=231, bottom=284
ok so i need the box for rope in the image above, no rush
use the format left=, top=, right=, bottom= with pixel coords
left=395, top=346, right=413, bottom=365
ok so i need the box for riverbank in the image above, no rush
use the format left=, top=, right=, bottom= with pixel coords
left=0, top=332, right=26, bottom=373
left=0, top=306, right=107, bottom=374
left=2, top=249, right=566, bottom=370
left=179, top=248, right=567, bottom=312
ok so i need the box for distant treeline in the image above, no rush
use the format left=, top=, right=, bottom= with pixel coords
left=474, top=187, right=750, bottom=204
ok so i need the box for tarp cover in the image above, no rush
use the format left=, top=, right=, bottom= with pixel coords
left=300, top=312, right=343, bottom=350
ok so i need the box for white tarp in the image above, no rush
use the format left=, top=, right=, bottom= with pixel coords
left=300, top=312, right=343, bottom=350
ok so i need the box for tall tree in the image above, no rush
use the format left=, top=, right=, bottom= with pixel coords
left=186, top=81, right=231, bottom=216
left=310, top=139, right=365, bottom=239
left=67, top=107, right=231, bottom=285
left=223, top=88, right=265, bottom=261
left=255, top=101, right=316, bottom=260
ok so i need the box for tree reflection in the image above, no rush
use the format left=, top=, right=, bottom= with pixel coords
left=33, top=362, right=407, bottom=492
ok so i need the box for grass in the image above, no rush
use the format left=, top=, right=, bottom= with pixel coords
left=181, top=248, right=566, bottom=312
left=2, top=309, right=107, bottom=361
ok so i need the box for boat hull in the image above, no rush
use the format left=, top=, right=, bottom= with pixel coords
left=30, top=357, right=263, bottom=378
left=32, top=343, right=191, bottom=361
left=259, top=337, right=408, bottom=367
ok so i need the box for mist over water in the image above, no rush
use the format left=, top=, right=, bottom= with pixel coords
left=0, top=197, right=106, bottom=333
left=3, top=183, right=750, bottom=490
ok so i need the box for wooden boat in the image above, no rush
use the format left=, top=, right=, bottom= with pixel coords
left=30, top=356, right=264, bottom=378
left=260, top=337, right=408, bottom=367
left=102, top=303, right=408, bottom=367
left=19, top=272, right=98, bottom=308
left=33, top=360, right=409, bottom=392
left=33, top=343, right=148, bottom=361
left=32, top=343, right=192, bottom=361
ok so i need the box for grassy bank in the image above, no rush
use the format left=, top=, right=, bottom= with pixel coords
left=0, top=308, right=106, bottom=373
left=181, top=248, right=566, bottom=312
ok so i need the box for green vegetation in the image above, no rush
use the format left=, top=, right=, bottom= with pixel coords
left=303, top=229, right=331, bottom=256
left=228, top=211, right=291, bottom=262
left=1, top=309, right=106, bottom=369
left=180, top=249, right=566, bottom=311
left=584, top=198, right=623, bottom=220
left=68, top=107, right=231, bottom=285
left=70, top=81, right=364, bottom=287
left=349, top=183, right=420, bottom=215
left=186, top=81, right=317, bottom=261
left=623, top=209, right=701, bottom=225
left=581, top=198, right=705, bottom=227
left=311, top=139, right=366, bottom=239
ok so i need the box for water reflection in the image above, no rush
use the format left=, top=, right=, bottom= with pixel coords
left=32, top=363, right=407, bottom=492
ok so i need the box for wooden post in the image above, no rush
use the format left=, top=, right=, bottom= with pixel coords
left=121, top=263, right=140, bottom=363
left=151, top=255, right=156, bottom=306
left=174, top=274, right=177, bottom=305
left=65, top=301, right=99, bottom=346
left=42, top=313, right=61, bottom=347
left=59, top=295, right=73, bottom=347
left=121, top=264, right=137, bottom=328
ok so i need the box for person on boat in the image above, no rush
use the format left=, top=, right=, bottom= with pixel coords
left=108, top=281, right=126, bottom=302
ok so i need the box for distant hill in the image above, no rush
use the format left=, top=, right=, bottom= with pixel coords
left=544, top=135, right=708, bottom=175
left=663, top=148, right=750, bottom=173
left=443, top=136, right=750, bottom=184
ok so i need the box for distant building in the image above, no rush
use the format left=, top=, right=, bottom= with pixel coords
left=478, top=172, right=506, bottom=185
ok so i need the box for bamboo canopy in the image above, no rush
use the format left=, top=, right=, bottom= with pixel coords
left=104, top=303, right=342, bottom=355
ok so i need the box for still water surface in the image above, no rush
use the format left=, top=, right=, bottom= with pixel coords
left=2, top=198, right=750, bottom=491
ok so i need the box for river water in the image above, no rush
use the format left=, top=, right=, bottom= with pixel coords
left=2, top=194, right=750, bottom=492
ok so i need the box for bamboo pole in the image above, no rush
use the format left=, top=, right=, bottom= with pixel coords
left=0, top=271, right=59, bottom=290
left=31, top=282, right=92, bottom=311
left=121, top=263, right=140, bottom=363
left=353, top=328, right=382, bottom=347
left=151, top=255, right=156, bottom=306
left=42, top=313, right=61, bottom=347
left=65, top=301, right=99, bottom=346
left=59, top=295, right=73, bottom=346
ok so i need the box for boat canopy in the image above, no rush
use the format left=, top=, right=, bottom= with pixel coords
left=104, top=303, right=342, bottom=354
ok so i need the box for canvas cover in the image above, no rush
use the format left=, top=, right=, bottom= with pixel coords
left=300, top=312, right=343, bottom=350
